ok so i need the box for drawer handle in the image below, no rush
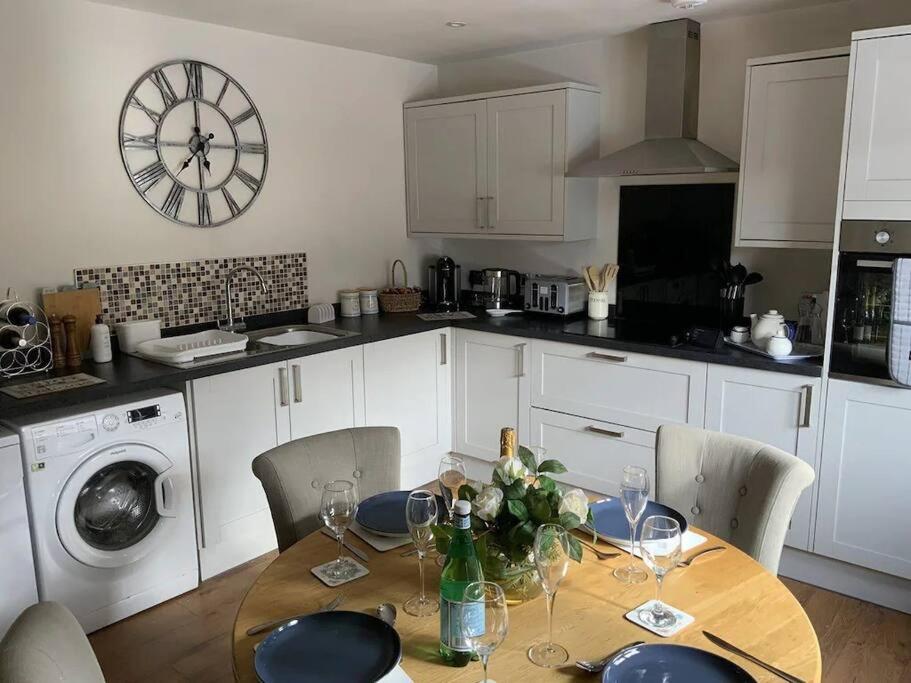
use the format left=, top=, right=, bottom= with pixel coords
left=798, top=384, right=813, bottom=429
left=516, top=343, right=527, bottom=377
left=586, top=425, right=624, bottom=439
left=440, top=333, right=447, bottom=365
left=292, top=364, right=302, bottom=403
left=586, top=351, right=627, bottom=363
left=477, top=197, right=486, bottom=230
left=278, top=367, right=289, bottom=407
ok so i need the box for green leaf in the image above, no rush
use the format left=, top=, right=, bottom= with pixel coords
left=458, top=484, right=478, bottom=502
left=432, top=524, right=453, bottom=555
left=491, top=469, right=506, bottom=488
left=567, top=535, right=583, bottom=563
left=470, top=514, right=487, bottom=533
left=503, top=479, right=527, bottom=501
left=537, top=475, right=557, bottom=492
left=538, top=459, right=568, bottom=474
left=525, top=489, right=552, bottom=523
left=557, top=511, right=583, bottom=530
left=517, top=445, right=538, bottom=474
left=475, top=533, right=488, bottom=564
left=506, top=499, right=529, bottom=522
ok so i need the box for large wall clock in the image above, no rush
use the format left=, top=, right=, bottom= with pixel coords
left=119, top=60, right=268, bottom=227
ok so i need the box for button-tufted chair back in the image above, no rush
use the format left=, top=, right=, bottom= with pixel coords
left=655, top=424, right=814, bottom=574
left=252, top=427, right=401, bottom=553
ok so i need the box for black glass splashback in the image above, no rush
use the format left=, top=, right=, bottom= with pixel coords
left=617, top=184, right=735, bottom=327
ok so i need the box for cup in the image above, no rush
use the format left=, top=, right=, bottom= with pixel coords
left=358, top=289, right=379, bottom=315
left=729, top=326, right=749, bottom=343
left=588, top=292, right=609, bottom=321
left=339, top=290, right=361, bottom=317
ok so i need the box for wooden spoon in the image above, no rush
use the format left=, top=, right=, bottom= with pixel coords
left=582, top=267, right=596, bottom=291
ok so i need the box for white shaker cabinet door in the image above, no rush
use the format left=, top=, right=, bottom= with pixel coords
left=288, top=346, right=365, bottom=440
left=454, top=329, right=530, bottom=462
left=843, top=34, right=911, bottom=219
left=363, top=330, right=452, bottom=488
left=704, top=366, right=821, bottom=550
left=736, top=55, right=848, bottom=247
left=815, top=379, right=911, bottom=579
left=189, top=361, right=290, bottom=579
left=405, top=100, right=487, bottom=234
left=486, top=90, right=566, bottom=236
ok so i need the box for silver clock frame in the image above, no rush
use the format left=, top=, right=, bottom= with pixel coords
left=118, top=59, right=269, bottom=228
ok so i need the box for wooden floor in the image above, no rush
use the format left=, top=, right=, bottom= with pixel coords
left=89, top=552, right=911, bottom=682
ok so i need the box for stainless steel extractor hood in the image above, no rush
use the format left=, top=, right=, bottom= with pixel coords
left=570, top=19, right=738, bottom=177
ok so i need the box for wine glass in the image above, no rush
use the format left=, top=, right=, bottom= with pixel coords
left=528, top=524, right=571, bottom=667
left=460, top=581, right=509, bottom=683
left=404, top=489, right=439, bottom=617
left=638, top=515, right=683, bottom=629
left=438, top=454, right=467, bottom=521
left=319, top=480, right=359, bottom=580
left=613, top=465, right=649, bottom=584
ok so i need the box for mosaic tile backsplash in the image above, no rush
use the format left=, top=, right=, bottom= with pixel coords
left=74, top=253, right=308, bottom=329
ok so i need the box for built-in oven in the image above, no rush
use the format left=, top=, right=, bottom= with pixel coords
left=831, top=220, right=911, bottom=385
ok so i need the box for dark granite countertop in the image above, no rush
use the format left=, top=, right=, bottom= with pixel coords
left=0, top=308, right=821, bottom=419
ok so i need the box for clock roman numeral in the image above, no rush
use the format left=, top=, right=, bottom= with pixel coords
left=238, top=142, right=266, bottom=154
left=162, top=182, right=185, bottom=220
left=232, top=108, right=256, bottom=126
left=215, top=77, right=230, bottom=107
left=122, top=133, right=158, bottom=150
left=149, top=68, right=178, bottom=108
left=184, top=62, right=204, bottom=99
left=129, top=95, right=161, bottom=125
left=222, top=187, right=241, bottom=217
left=197, top=192, right=212, bottom=226
left=234, top=168, right=261, bottom=192
left=132, top=160, right=166, bottom=193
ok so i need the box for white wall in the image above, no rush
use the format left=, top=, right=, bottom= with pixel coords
left=0, top=0, right=439, bottom=305
left=435, top=0, right=911, bottom=318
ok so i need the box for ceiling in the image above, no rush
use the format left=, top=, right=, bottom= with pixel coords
left=93, top=0, right=843, bottom=63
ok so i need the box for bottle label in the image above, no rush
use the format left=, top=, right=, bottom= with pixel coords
left=453, top=514, right=470, bottom=530
left=440, top=597, right=485, bottom=652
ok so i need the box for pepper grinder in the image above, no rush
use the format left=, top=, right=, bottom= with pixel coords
left=63, top=315, right=81, bottom=368
left=49, top=314, right=66, bottom=370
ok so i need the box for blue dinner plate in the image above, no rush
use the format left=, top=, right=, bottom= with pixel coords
left=254, top=611, right=401, bottom=683
left=601, top=643, right=756, bottom=682
left=356, top=490, right=445, bottom=537
left=586, top=497, right=688, bottom=542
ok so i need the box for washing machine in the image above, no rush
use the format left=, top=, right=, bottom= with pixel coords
left=5, top=390, right=198, bottom=633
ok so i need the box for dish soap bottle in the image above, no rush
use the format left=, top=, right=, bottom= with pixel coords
left=439, top=499, right=483, bottom=666
left=90, top=314, right=112, bottom=363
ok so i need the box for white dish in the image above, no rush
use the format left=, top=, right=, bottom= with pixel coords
left=134, top=330, right=248, bottom=363
left=486, top=309, right=522, bottom=318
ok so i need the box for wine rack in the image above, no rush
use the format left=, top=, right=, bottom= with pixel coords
left=0, top=289, right=52, bottom=378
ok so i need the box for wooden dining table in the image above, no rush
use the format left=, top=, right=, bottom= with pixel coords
left=232, top=523, right=822, bottom=682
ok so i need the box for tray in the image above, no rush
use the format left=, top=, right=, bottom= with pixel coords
left=724, top=337, right=823, bottom=361
left=134, top=330, right=248, bottom=363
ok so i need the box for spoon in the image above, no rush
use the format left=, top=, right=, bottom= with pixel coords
left=579, top=538, right=620, bottom=560
left=376, top=602, right=397, bottom=627
left=678, top=545, right=726, bottom=567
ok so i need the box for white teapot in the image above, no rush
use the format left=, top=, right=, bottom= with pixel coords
left=750, top=310, right=786, bottom=346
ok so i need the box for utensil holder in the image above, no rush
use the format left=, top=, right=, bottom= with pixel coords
left=588, top=291, right=609, bottom=321
left=720, top=294, right=745, bottom=332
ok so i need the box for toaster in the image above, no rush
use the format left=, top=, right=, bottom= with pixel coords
left=524, top=275, right=586, bottom=315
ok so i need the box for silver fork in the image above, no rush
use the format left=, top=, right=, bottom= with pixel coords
left=579, top=539, right=621, bottom=560
left=576, top=641, right=646, bottom=673
left=246, top=594, right=344, bottom=636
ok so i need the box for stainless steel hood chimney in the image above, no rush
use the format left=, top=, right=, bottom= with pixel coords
left=570, top=19, right=738, bottom=177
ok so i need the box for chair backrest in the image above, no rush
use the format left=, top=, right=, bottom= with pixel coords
left=655, top=424, right=815, bottom=574
left=0, top=602, right=105, bottom=683
left=252, top=427, right=401, bottom=552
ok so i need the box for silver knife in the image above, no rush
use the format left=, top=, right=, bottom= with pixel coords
left=321, top=528, right=369, bottom=563
left=703, top=631, right=806, bottom=683
left=247, top=594, right=344, bottom=636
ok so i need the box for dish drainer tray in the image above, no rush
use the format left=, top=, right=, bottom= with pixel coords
left=134, top=330, right=248, bottom=363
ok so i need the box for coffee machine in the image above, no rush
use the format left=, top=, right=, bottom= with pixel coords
left=427, top=257, right=461, bottom=311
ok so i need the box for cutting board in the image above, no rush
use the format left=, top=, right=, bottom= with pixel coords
left=42, top=288, right=102, bottom=355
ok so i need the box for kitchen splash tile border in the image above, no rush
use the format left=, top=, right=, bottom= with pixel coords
left=74, top=252, right=308, bottom=329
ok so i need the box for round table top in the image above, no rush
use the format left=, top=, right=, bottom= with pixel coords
left=233, top=527, right=821, bottom=682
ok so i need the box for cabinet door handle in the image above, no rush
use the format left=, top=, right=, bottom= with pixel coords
left=516, top=343, right=527, bottom=377
left=278, top=367, right=289, bottom=407
left=585, top=425, right=624, bottom=439
left=292, top=364, right=302, bottom=403
left=487, top=196, right=496, bottom=230
left=586, top=351, right=627, bottom=363
left=477, top=197, right=486, bottom=229
left=440, top=333, right=447, bottom=365
left=798, top=384, right=813, bottom=428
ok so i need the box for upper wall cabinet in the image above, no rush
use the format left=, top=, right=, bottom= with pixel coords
left=404, top=83, right=600, bottom=241
left=735, top=49, right=849, bottom=249
left=843, top=28, right=911, bottom=220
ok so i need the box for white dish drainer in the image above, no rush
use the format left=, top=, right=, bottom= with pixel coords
left=0, top=288, right=53, bottom=378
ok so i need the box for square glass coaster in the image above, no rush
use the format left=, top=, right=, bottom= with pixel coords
left=311, top=558, right=369, bottom=587
left=625, top=599, right=694, bottom=637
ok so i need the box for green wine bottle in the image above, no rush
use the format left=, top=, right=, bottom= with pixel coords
left=439, top=499, right=484, bottom=666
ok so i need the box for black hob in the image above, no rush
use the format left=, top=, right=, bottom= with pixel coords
left=562, top=318, right=722, bottom=351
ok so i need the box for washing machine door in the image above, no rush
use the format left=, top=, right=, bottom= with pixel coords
left=56, top=442, right=179, bottom=568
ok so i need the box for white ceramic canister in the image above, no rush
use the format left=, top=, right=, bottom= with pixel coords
left=588, top=291, right=609, bottom=321
left=358, top=288, right=379, bottom=315
left=339, top=290, right=361, bottom=317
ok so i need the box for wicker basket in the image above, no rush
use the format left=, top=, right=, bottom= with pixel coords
left=378, top=259, right=422, bottom=313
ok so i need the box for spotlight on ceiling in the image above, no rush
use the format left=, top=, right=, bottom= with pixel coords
left=445, top=21, right=467, bottom=28
left=671, top=0, right=707, bottom=8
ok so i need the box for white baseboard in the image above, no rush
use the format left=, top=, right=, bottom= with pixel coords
left=779, top=547, right=911, bottom=614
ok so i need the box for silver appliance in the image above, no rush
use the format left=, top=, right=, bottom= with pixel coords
left=569, top=19, right=738, bottom=177
left=468, top=269, right=521, bottom=309
left=524, top=275, right=586, bottom=316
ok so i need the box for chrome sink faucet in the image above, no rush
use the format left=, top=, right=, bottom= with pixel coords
left=222, top=265, right=268, bottom=332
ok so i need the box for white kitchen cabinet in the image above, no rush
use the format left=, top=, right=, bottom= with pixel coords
left=289, top=347, right=365, bottom=440
left=815, top=379, right=911, bottom=579
left=363, top=330, right=452, bottom=488
left=704, top=366, right=821, bottom=550
left=735, top=50, right=848, bottom=248
left=530, top=408, right=655, bottom=496
left=454, top=329, right=530, bottom=461
left=843, top=28, right=911, bottom=220
left=530, top=340, right=707, bottom=432
left=404, top=83, right=599, bottom=241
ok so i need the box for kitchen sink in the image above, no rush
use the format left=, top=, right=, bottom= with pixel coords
left=247, top=324, right=359, bottom=347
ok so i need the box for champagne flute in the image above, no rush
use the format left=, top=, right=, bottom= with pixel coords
left=404, top=489, right=439, bottom=617
left=438, top=454, right=467, bottom=521
left=460, top=581, right=509, bottom=683
left=613, top=465, right=649, bottom=584
left=319, top=480, right=359, bottom=580
left=637, top=515, right=683, bottom=629
left=528, top=524, right=571, bottom=667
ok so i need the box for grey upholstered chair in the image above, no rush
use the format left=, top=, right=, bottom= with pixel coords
left=655, top=424, right=815, bottom=574
left=252, top=426, right=401, bottom=552
left=0, top=602, right=105, bottom=683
